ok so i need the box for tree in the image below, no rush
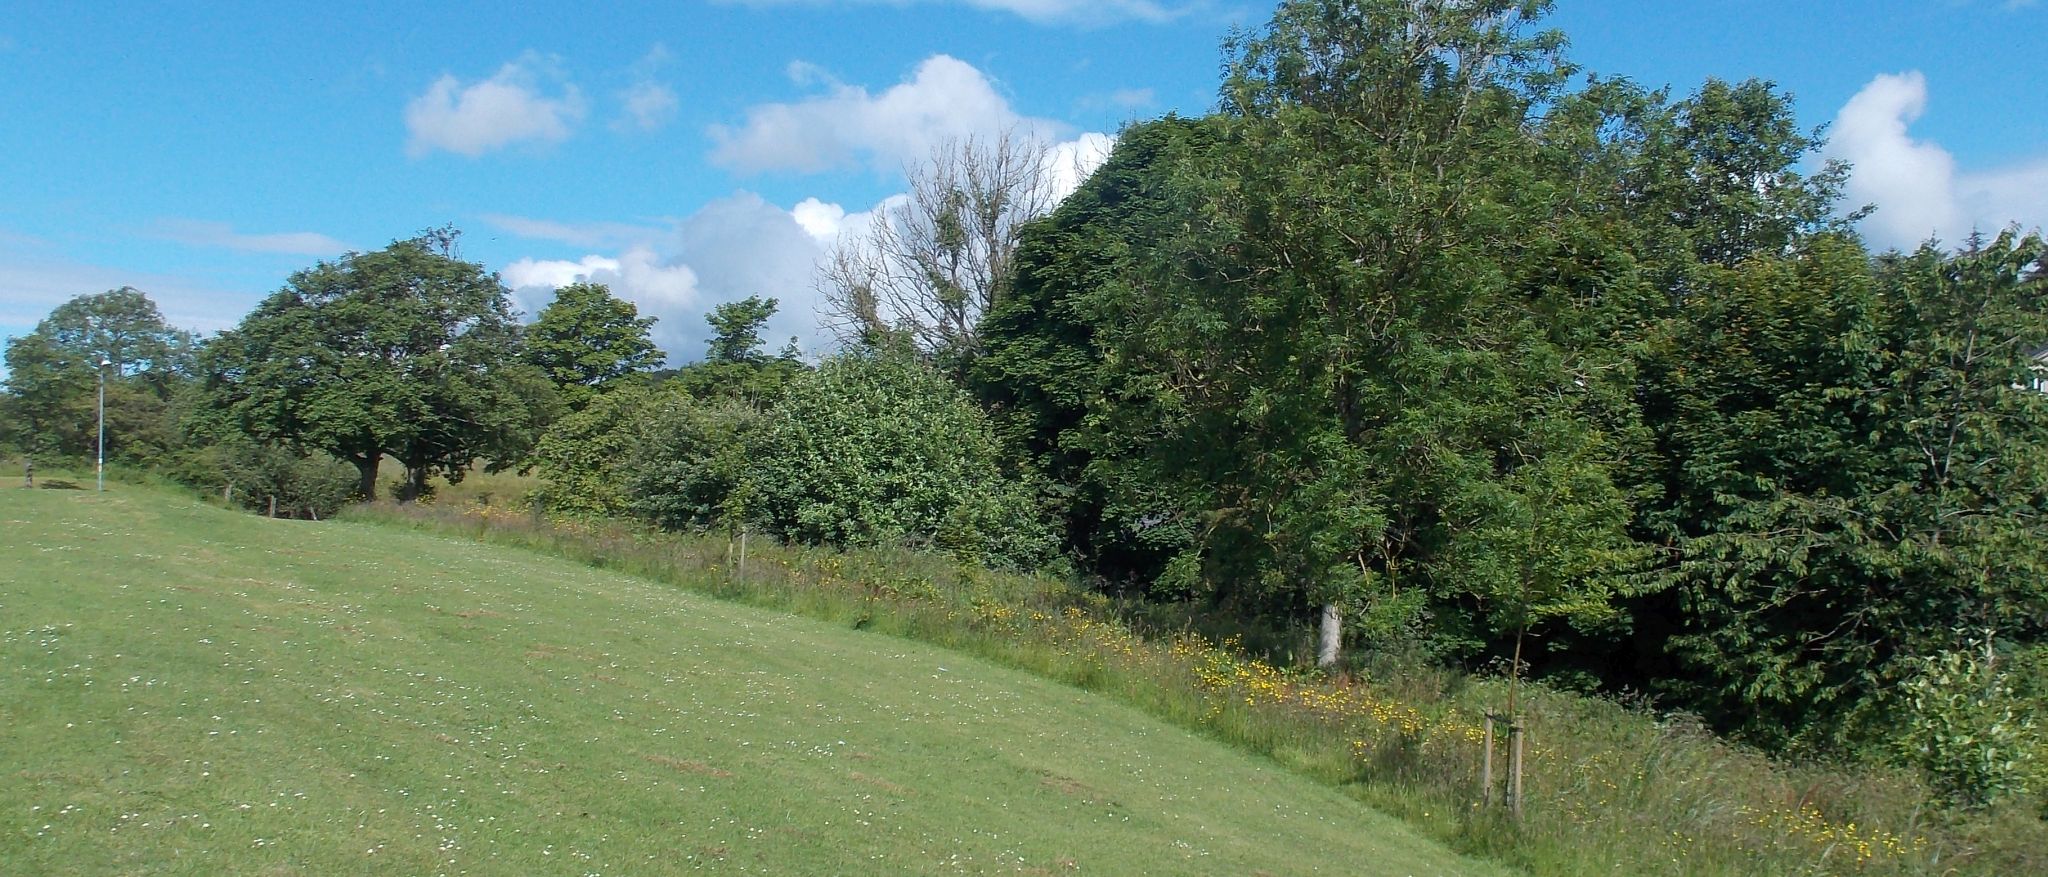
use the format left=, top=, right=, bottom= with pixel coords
left=36, top=287, right=192, bottom=377
left=2, top=287, right=192, bottom=461
left=705, top=295, right=779, bottom=364
left=201, top=230, right=556, bottom=501
left=1081, top=0, right=1644, bottom=668
left=530, top=382, right=666, bottom=518
left=525, top=281, right=662, bottom=409
left=1634, top=232, right=2048, bottom=746
left=821, top=132, right=1059, bottom=367
left=666, top=296, right=806, bottom=406
left=974, top=117, right=1215, bottom=584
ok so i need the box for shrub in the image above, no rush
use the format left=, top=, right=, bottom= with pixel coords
left=626, top=393, right=764, bottom=531
left=1897, top=631, right=2040, bottom=809
left=739, top=351, right=1056, bottom=570
left=163, top=439, right=356, bottom=519
left=530, top=383, right=659, bottom=517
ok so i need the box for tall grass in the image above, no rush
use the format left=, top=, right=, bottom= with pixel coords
left=353, top=486, right=2046, bottom=876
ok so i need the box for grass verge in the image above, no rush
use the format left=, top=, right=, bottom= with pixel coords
left=356, top=478, right=2048, bottom=877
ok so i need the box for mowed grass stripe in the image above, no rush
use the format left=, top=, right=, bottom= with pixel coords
left=1, top=487, right=1505, bottom=876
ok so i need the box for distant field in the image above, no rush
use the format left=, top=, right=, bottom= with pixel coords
left=0, top=485, right=1503, bottom=876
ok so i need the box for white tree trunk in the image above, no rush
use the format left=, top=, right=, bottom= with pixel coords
left=1316, top=602, right=1343, bottom=669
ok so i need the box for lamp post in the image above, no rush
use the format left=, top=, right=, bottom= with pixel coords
left=97, top=357, right=110, bottom=492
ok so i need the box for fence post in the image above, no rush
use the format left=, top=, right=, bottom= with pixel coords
left=23, top=458, right=32, bottom=489
left=738, top=527, right=749, bottom=580
left=1481, top=712, right=1496, bottom=807
left=1508, top=719, right=1526, bottom=821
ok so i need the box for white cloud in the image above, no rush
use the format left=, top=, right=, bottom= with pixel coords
left=499, top=193, right=842, bottom=360
left=503, top=248, right=699, bottom=321
left=0, top=258, right=255, bottom=341
left=499, top=125, right=1115, bottom=362
left=404, top=54, right=585, bottom=158
left=790, top=197, right=849, bottom=243
left=1039, top=131, right=1116, bottom=204
left=613, top=44, right=680, bottom=133
left=1828, top=71, right=2048, bottom=251
left=725, top=0, right=1187, bottom=26
left=615, top=81, right=679, bottom=133
left=709, top=54, right=1071, bottom=174
left=148, top=219, right=349, bottom=257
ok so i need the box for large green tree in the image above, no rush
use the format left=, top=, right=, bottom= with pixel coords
left=524, top=281, right=662, bottom=409
left=1068, top=0, right=1653, bottom=667
left=201, top=231, right=556, bottom=501
left=2, top=287, right=192, bottom=461
left=1638, top=233, right=2048, bottom=746
left=975, top=116, right=1214, bottom=584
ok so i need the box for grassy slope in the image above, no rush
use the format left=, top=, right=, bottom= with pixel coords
left=0, top=485, right=1506, bottom=876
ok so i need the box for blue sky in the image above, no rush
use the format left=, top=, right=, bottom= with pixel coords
left=2, top=0, right=2043, bottom=363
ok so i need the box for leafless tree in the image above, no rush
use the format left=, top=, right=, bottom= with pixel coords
left=820, top=131, right=1067, bottom=360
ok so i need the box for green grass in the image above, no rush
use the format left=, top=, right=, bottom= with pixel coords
left=0, top=483, right=1506, bottom=876
left=372, top=475, right=2048, bottom=877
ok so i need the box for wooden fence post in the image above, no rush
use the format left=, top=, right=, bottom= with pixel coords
left=1481, top=712, right=1496, bottom=807
left=1508, top=719, right=1526, bottom=820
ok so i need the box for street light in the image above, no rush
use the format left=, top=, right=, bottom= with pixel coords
left=97, top=357, right=111, bottom=493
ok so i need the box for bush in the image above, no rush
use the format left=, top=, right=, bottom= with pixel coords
left=163, top=439, right=356, bottom=519
left=737, top=351, right=1056, bottom=570
left=1897, top=631, right=2041, bottom=809
left=530, top=384, right=660, bottom=517
left=627, top=394, right=764, bottom=531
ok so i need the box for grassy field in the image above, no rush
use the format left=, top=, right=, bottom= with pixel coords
left=368, top=471, right=2048, bottom=877
left=0, top=483, right=1506, bottom=876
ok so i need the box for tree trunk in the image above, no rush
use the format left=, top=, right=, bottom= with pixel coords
left=1317, top=602, right=1343, bottom=669
left=396, top=464, right=429, bottom=504
left=351, top=455, right=379, bottom=501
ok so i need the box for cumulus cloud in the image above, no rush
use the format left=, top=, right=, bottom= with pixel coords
left=503, top=248, right=700, bottom=320
left=500, top=193, right=843, bottom=360
left=501, top=124, right=1115, bottom=362
left=148, top=219, right=349, bottom=257
left=725, top=0, right=1187, bottom=26
left=405, top=54, right=585, bottom=157
left=790, top=197, right=850, bottom=243
left=709, top=54, right=1070, bottom=174
left=1827, top=71, right=2048, bottom=251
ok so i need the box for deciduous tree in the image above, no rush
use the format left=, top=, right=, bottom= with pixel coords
left=525, top=281, right=662, bottom=409
left=202, top=230, right=555, bottom=501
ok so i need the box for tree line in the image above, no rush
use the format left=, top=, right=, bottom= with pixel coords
left=5, top=0, right=2045, bottom=798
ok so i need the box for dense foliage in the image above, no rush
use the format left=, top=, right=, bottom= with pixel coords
left=524, top=281, right=662, bottom=409
left=975, top=0, right=2047, bottom=755
left=199, top=232, right=558, bottom=500
left=1, top=287, right=193, bottom=463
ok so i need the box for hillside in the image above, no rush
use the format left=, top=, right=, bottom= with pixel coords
left=0, top=485, right=1504, bottom=876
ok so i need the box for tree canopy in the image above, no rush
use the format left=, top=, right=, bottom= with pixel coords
left=525, top=281, right=662, bottom=408
left=201, top=231, right=556, bottom=500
